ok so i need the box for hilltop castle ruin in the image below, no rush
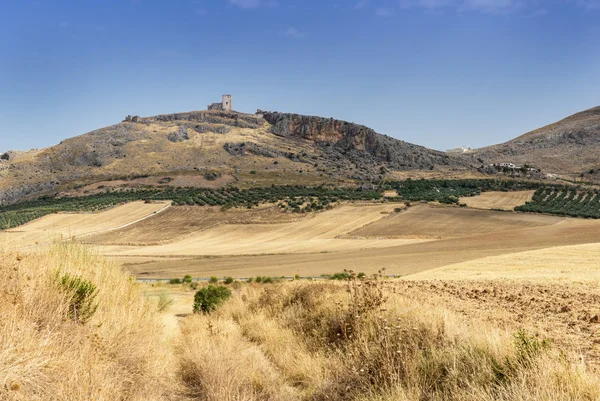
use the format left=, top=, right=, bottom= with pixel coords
left=208, top=95, right=232, bottom=111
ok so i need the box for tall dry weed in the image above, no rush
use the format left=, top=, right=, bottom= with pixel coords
left=0, top=242, right=178, bottom=400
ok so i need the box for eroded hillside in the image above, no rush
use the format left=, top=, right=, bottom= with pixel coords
left=0, top=110, right=469, bottom=205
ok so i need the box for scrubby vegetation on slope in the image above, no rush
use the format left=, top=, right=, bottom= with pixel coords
left=176, top=272, right=600, bottom=400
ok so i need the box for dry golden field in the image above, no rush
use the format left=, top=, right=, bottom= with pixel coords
left=96, top=204, right=426, bottom=258
left=459, top=190, right=535, bottom=210
left=0, top=201, right=170, bottom=249
left=5, top=195, right=600, bottom=400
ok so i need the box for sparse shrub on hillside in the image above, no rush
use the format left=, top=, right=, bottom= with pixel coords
left=57, top=272, right=99, bottom=324
left=224, top=276, right=234, bottom=285
left=209, top=276, right=218, bottom=284
left=183, top=274, right=193, bottom=284
left=169, top=278, right=182, bottom=285
left=193, top=285, right=232, bottom=314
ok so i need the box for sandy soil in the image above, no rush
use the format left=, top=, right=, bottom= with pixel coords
left=459, top=190, right=535, bottom=210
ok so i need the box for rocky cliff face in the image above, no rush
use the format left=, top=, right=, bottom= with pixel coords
left=262, top=112, right=465, bottom=170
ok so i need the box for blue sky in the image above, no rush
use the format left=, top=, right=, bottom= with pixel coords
left=1, top=0, right=599, bottom=152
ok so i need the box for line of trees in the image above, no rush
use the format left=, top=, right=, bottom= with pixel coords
left=516, top=187, right=600, bottom=218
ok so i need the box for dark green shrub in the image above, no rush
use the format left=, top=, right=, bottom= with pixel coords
left=224, top=276, right=234, bottom=285
left=57, top=272, right=99, bottom=324
left=193, top=285, right=232, bottom=314
left=328, top=272, right=352, bottom=280
left=209, top=276, right=218, bottom=284
left=183, top=274, right=193, bottom=284
left=169, top=278, right=182, bottom=285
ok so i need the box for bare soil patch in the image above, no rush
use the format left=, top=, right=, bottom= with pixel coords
left=395, top=280, right=600, bottom=367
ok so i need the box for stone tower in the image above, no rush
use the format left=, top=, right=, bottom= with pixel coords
left=222, top=94, right=232, bottom=111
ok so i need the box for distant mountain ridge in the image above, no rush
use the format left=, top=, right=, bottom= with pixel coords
left=473, top=106, right=600, bottom=174
left=3, top=105, right=600, bottom=206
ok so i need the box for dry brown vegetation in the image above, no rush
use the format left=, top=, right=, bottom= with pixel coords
left=4, top=241, right=600, bottom=400
left=174, top=274, right=600, bottom=400
left=0, top=242, right=179, bottom=400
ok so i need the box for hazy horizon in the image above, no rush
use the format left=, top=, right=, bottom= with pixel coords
left=2, top=0, right=599, bottom=152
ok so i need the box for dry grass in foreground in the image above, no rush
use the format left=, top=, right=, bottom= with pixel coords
left=0, top=242, right=179, bottom=400
left=176, top=273, right=600, bottom=401
left=3, top=243, right=600, bottom=400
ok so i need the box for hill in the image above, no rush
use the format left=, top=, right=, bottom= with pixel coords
left=0, top=110, right=469, bottom=205
left=472, top=106, right=600, bottom=175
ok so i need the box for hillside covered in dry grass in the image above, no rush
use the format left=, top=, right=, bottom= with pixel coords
left=0, top=110, right=469, bottom=205
left=474, top=106, right=600, bottom=175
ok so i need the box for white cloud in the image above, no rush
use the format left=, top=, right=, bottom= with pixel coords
left=355, top=0, right=369, bottom=9
left=279, top=26, right=305, bottom=38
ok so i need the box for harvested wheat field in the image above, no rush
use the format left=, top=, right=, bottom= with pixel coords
left=85, top=205, right=301, bottom=245
left=118, top=204, right=600, bottom=279
left=98, top=204, right=427, bottom=258
left=459, top=190, right=535, bottom=210
left=0, top=201, right=170, bottom=249
left=348, top=204, right=561, bottom=239
left=409, top=243, right=600, bottom=283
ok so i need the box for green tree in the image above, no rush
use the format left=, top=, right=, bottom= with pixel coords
left=193, top=286, right=232, bottom=314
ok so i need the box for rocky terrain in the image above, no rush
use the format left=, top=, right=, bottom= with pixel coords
left=473, top=106, right=600, bottom=175
left=0, top=110, right=470, bottom=205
